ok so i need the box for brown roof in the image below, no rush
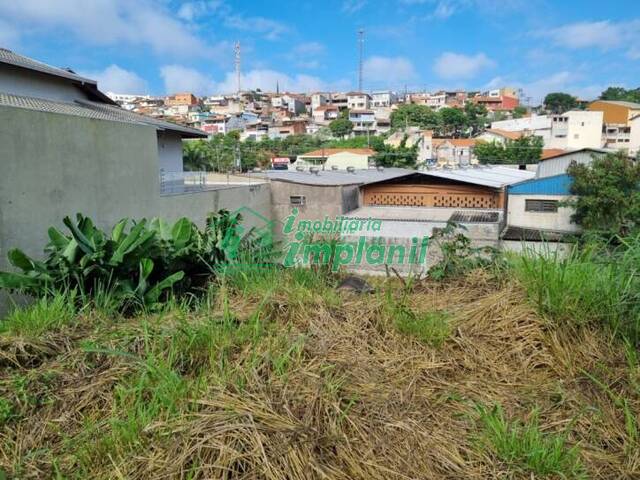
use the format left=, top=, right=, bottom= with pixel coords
left=432, top=138, right=476, bottom=147
left=540, top=148, right=568, bottom=160
left=314, top=105, right=338, bottom=111
left=485, top=128, right=523, bottom=141
left=300, top=148, right=376, bottom=157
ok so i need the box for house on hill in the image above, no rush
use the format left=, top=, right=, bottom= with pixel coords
left=293, top=148, right=376, bottom=170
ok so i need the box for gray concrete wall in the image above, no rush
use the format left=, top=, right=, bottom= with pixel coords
left=0, top=64, right=91, bottom=102
left=269, top=181, right=351, bottom=240
left=0, top=107, right=271, bottom=315
left=157, top=130, right=184, bottom=172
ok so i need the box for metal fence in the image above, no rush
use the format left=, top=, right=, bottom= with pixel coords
left=159, top=170, right=267, bottom=195
left=159, top=171, right=208, bottom=195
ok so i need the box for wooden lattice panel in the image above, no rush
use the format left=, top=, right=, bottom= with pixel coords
left=363, top=184, right=499, bottom=209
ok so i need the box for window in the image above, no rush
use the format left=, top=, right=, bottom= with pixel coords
left=290, top=195, right=305, bottom=206
left=525, top=199, right=558, bottom=212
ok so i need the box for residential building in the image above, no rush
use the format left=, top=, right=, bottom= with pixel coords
left=312, top=104, right=339, bottom=124
left=165, top=92, right=199, bottom=106
left=476, top=128, right=524, bottom=144
left=545, top=110, right=603, bottom=150
left=268, top=119, right=307, bottom=139
left=349, top=109, right=376, bottom=135
left=534, top=148, right=610, bottom=179
left=445, top=91, right=468, bottom=108
left=491, top=114, right=552, bottom=138
left=346, top=92, right=370, bottom=110
left=293, top=148, right=375, bottom=170
left=472, top=94, right=519, bottom=112
left=431, top=138, right=477, bottom=166
left=371, top=91, right=398, bottom=107
left=330, top=93, right=349, bottom=111
left=587, top=100, right=640, bottom=126
left=504, top=174, right=580, bottom=247
left=426, top=91, right=447, bottom=110
left=311, top=92, right=329, bottom=111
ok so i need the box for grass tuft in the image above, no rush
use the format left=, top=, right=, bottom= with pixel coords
left=475, top=403, right=586, bottom=478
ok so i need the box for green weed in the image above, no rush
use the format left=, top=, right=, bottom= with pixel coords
left=475, top=404, right=586, bottom=478
left=0, top=293, right=76, bottom=337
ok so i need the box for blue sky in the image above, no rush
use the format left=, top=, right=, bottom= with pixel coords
left=1, top=0, right=638, bottom=103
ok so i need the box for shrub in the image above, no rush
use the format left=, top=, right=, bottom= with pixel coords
left=0, top=210, right=274, bottom=312
left=513, top=236, right=640, bottom=343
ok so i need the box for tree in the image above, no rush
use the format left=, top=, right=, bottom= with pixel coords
left=543, top=92, right=578, bottom=114
left=440, top=107, right=467, bottom=137
left=329, top=117, right=353, bottom=138
left=512, top=106, right=527, bottom=118
left=599, top=87, right=640, bottom=104
left=475, top=136, right=543, bottom=165
left=566, top=152, right=640, bottom=238
left=374, top=139, right=418, bottom=168
left=390, top=104, right=440, bottom=130
left=183, top=140, right=213, bottom=171
left=464, top=102, right=488, bottom=136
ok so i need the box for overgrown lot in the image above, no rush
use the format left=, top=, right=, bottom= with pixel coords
left=1, top=255, right=639, bottom=478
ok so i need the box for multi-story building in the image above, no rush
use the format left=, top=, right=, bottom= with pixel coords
left=311, top=92, right=329, bottom=111
left=346, top=92, right=370, bottom=110
left=165, top=93, right=199, bottom=106
left=588, top=100, right=640, bottom=152
left=545, top=110, right=603, bottom=150
left=472, top=94, right=519, bottom=112
left=312, top=105, right=339, bottom=124
left=445, top=91, right=468, bottom=108
left=426, top=91, right=447, bottom=110
left=371, top=91, right=398, bottom=108
left=349, top=109, right=376, bottom=135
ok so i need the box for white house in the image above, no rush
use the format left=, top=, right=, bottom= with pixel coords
left=546, top=110, right=603, bottom=150
left=371, top=91, right=397, bottom=107
left=293, top=148, right=375, bottom=170
left=349, top=110, right=376, bottom=135
left=312, top=105, right=339, bottom=124
left=346, top=92, right=370, bottom=110
left=476, top=128, right=523, bottom=145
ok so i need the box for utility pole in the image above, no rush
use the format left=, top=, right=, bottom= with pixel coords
left=234, top=41, right=241, bottom=96
left=358, top=29, right=364, bottom=92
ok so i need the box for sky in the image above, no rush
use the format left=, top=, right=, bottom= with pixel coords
left=0, top=0, right=638, bottom=104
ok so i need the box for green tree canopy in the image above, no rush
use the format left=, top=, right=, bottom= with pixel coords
left=475, top=136, right=543, bottom=165
left=567, top=152, right=640, bottom=238
left=390, top=104, right=441, bottom=130
left=440, top=107, right=467, bottom=137
left=599, top=87, right=640, bottom=104
left=328, top=117, right=354, bottom=138
left=543, top=92, right=578, bottom=114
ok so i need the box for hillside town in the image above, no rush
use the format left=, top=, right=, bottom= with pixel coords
left=106, top=84, right=640, bottom=168
left=2, top=0, right=640, bottom=476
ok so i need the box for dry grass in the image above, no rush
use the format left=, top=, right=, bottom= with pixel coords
left=1, top=269, right=639, bottom=479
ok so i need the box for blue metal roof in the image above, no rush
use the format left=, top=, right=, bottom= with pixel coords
left=508, top=173, right=572, bottom=195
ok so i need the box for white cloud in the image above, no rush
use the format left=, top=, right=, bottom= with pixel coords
left=537, top=20, right=640, bottom=51
left=223, top=15, right=289, bottom=41
left=0, top=0, right=221, bottom=58
left=363, top=56, right=417, bottom=87
left=160, top=65, right=215, bottom=95
left=433, top=52, right=494, bottom=79
left=80, top=65, right=147, bottom=94
left=215, top=69, right=331, bottom=94
left=342, top=0, right=367, bottom=13
left=286, top=42, right=326, bottom=70
left=488, top=72, right=607, bottom=106
left=176, top=1, right=222, bottom=21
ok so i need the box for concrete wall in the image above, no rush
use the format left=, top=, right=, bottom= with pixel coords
left=0, top=64, right=90, bottom=102
left=536, top=151, right=605, bottom=179
left=157, top=131, right=184, bottom=172
left=0, top=107, right=271, bottom=315
left=630, top=116, right=640, bottom=157
left=506, top=194, right=578, bottom=232
left=269, top=181, right=350, bottom=240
